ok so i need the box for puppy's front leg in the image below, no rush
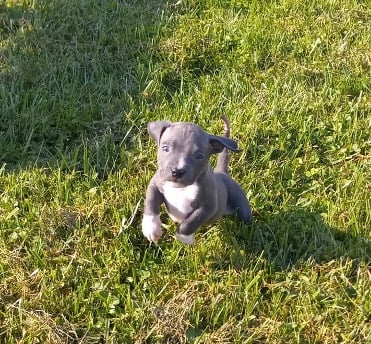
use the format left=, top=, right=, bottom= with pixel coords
left=176, top=206, right=213, bottom=245
left=142, top=179, right=164, bottom=243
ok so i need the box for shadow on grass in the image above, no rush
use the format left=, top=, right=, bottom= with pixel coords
left=219, top=208, right=370, bottom=271
left=0, top=1, right=170, bottom=175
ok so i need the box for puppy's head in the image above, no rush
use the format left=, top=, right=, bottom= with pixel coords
left=147, top=121, right=239, bottom=187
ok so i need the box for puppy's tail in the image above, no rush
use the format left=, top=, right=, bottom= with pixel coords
left=215, top=115, right=231, bottom=174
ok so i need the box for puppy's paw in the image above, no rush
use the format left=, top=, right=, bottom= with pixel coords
left=175, top=232, right=195, bottom=245
left=142, top=214, right=162, bottom=243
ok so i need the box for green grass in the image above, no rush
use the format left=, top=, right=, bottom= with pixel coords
left=0, top=0, right=370, bottom=343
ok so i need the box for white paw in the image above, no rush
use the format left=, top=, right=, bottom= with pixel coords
left=142, top=214, right=162, bottom=243
left=175, top=232, right=195, bottom=245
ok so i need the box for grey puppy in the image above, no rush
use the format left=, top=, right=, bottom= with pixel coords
left=142, top=117, right=252, bottom=244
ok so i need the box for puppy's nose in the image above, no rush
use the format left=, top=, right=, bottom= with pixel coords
left=171, top=167, right=185, bottom=179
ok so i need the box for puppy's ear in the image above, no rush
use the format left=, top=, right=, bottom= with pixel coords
left=147, top=121, right=172, bottom=145
left=209, top=135, right=241, bottom=154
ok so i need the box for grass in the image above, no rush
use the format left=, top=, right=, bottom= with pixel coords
left=0, top=0, right=370, bottom=343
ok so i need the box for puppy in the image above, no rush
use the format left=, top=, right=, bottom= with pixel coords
left=142, top=117, right=252, bottom=244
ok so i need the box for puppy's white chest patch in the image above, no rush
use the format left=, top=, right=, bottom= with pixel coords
left=162, top=182, right=199, bottom=222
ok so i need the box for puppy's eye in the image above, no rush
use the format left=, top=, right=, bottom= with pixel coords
left=162, top=145, right=170, bottom=152
left=194, top=152, right=204, bottom=159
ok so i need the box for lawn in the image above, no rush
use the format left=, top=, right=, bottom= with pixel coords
left=0, top=0, right=370, bottom=343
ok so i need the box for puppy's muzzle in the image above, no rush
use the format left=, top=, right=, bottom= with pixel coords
left=171, top=166, right=185, bottom=179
